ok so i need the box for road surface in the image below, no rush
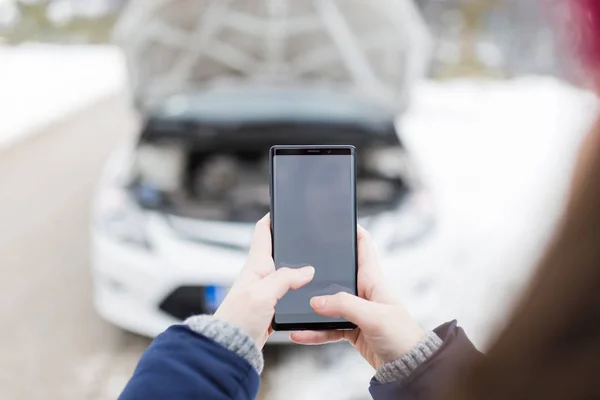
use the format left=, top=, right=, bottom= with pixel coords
left=0, top=95, right=153, bottom=399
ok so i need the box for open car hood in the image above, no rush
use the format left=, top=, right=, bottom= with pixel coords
left=113, top=0, right=431, bottom=112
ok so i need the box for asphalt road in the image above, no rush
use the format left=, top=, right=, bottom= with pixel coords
left=0, top=94, right=152, bottom=400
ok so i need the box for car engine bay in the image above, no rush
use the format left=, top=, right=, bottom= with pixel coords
left=129, top=125, right=413, bottom=223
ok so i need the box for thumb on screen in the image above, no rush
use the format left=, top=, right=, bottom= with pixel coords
left=310, top=292, right=380, bottom=329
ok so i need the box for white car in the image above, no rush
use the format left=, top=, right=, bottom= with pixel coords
left=91, top=86, right=435, bottom=341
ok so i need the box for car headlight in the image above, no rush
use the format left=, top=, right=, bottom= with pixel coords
left=96, top=185, right=152, bottom=250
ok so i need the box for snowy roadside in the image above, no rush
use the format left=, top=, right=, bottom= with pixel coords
left=0, top=44, right=127, bottom=151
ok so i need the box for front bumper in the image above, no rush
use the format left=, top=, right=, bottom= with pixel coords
left=91, top=232, right=292, bottom=343
left=91, top=188, right=435, bottom=343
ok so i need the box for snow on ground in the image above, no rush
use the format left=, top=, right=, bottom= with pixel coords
left=265, top=77, right=598, bottom=400
left=0, top=44, right=127, bottom=150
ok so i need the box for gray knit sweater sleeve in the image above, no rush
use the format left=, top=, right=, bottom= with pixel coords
left=374, top=331, right=443, bottom=384
left=184, top=315, right=264, bottom=374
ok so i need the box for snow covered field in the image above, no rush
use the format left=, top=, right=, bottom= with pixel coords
left=0, top=45, right=597, bottom=399
left=0, top=45, right=126, bottom=150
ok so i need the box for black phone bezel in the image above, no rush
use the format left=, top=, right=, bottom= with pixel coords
left=269, top=145, right=358, bottom=331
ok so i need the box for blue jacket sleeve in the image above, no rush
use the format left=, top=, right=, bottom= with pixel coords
left=369, top=321, right=482, bottom=400
left=119, top=325, right=260, bottom=400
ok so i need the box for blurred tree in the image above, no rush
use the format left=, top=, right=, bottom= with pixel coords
left=446, top=0, right=501, bottom=78
left=416, top=0, right=561, bottom=79
left=0, top=0, right=124, bottom=44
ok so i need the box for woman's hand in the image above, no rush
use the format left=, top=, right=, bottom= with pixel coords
left=291, top=226, right=425, bottom=370
left=214, top=214, right=315, bottom=348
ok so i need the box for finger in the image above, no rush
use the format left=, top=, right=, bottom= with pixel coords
left=260, top=266, right=315, bottom=300
left=240, top=214, right=273, bottom=279
left=357, top=225, right=379, bottom=274
left=357, top=225, right=393, bottom=302
left=290, top=330, right=345, bottom=345
left=249, top=214, right=271, bottom=259
left=310, top=292, right=379, bottom=329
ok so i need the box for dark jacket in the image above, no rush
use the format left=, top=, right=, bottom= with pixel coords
left=370, top=321, right=482, bottom=400
left=119, top=321, right=481, bottom=400
left=119, top=325, right=260, bottom=400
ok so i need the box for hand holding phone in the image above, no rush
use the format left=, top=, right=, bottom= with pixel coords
left=291, top=226, right=426, bottom=370
left=214, top=214, right=315, bottom=348
left=213, top=214, right=424, bottom=367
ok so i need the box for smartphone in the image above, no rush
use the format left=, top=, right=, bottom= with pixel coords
left=270, top=145, right=358, bottom=331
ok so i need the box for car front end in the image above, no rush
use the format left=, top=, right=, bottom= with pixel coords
left=91, top=88, right=434, bottom=341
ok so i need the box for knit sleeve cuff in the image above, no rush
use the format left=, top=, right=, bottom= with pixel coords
left=184, top=315, right=264, bottom=374
left=373, top=331, right=443, bottom=384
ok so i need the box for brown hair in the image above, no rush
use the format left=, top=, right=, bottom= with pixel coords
left=447, top=1, right=600, bottom=396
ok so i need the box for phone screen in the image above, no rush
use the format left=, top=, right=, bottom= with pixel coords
left=271, top=147, right=357, bottom=327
